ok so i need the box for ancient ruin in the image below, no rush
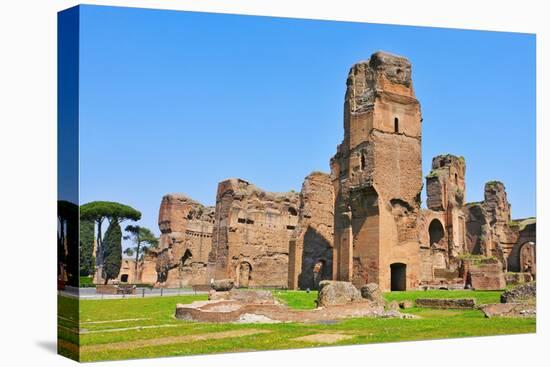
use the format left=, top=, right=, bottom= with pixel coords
left=207, top=178, right=300, bottom=288
left=105, top=51, right=535, bottom=293
left=148, top=194, right=214, bottom=287
left=330, top=51, right=424, bottom=291
left=288, top=172, right=334, bottom=290
left=174, top=282, right=410, bottom=323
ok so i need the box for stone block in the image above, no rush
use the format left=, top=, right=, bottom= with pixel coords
left=317, top=281, right=362, bottom=307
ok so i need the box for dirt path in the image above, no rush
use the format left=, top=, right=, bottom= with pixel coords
left=81, top=329, right=272, bottom=353
left=81, top=324, right=179, bottom=334
left=293, top=333, right=354, bottom=344
left=80, top=317, right=152, bottom=324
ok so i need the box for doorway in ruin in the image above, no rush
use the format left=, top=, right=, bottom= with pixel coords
left=428, top=219, right=445, bottom=247
left=237, top=261, right=252, bottom=288
left=120, top=274, right=129, bottom=283
left=390, top=263, right=406, bottom=291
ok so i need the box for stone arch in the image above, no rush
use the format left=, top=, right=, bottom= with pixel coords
left=428, top=219, right=445, bottom=247
left=120, top=274, right=129, bottom=283
left=237, top=261, right=252, bottom=288
left=390, top=263, right=406, bottom=291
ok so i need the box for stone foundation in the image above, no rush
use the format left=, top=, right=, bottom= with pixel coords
left=416, top=298, right=476, bottom=309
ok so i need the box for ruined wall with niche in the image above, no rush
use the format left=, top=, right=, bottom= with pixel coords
left=507, top=219, right=536, bottom=275
left=332, top=51, right=423, bottom=292
left=288, top=172, right=334, bottom=290
left=418, top=210, right=452, bottom=286
left=419, top=154, right=467, bottom=287
left=465, top=182, right=514, bottom=264
left=114, top=259, right=139, bottom=284
left=464, top=182, right=536, bottom=277
left=151, top=194, right=214, bottom=287
left=208, top=178, right=300, bottom=288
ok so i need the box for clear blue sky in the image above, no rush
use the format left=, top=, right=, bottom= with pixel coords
left=78, top=5, right=536, bottom=243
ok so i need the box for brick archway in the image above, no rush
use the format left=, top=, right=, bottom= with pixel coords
left=428, top=219, right=445, bottom=247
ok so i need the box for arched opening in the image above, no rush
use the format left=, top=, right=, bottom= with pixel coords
left=237, top=261, right=252, bottom=288
left=360, top=150, right=367, bottom=170
left=394, top=117, right=399, bottom=133
left=454, top=173, right=458, bottom=184
left=288, top=207, right=298, bottom=216
left=390, top=263, right=406, bottom=291
left=428, top=219, right=445, bottom=247
left=181, top=249, right=192, bottom=267
left=120, top=274, right=129, bottom=283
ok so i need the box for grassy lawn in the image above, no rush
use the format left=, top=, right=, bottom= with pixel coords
left=58, top=289, right=535, bottom=362
left=79, top=276, right=94, bottom=287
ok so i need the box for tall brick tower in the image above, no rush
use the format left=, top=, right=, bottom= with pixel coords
left=331, top=51, right=423, bottom=291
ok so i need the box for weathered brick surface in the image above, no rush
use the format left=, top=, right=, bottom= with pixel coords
left=288, top=172, right=334, bottom=290
left=331, top=51, right=423, bottom=291
left=208, top=178, right=300, bottom=288
left=152, top=194, right=214, bottom=287
left=464, top=258, right=506, bottom=291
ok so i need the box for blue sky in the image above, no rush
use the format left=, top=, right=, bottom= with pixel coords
left=78, top=5, right=536, bottom=241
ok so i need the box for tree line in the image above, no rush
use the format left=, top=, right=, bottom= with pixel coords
left=79, top=201, right=158, bottom=285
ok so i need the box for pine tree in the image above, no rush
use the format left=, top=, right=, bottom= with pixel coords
left=102, top=221, right=122, bottom=284
left=123, top=225, right=159, bottom=275
left=79, top=219, right=95, bottom=277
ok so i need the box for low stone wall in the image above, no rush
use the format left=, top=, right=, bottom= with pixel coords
left=418, top=281, right=465, bottom=291
left=95, top=284, right=136, bottom=295
left=505, top=272, right=533, bottom=286
left=174, top=288, right=416, bottom=323
left=175, top=299, right=403, bottom=323
left=209, top=290, right=276, bottom=304
left=416, top=298, right=476, bottom=309
left=500, top=282, right=536, bottom=303
left=481, top=303, right=536, bottom=318
left=95, top=284, right=118, bottom=295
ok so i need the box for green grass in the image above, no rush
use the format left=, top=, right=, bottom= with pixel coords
left=58, top=289, right=535, bottom=362
left=274, top=290, right=318, bottom=309
left=79, top=276, right=94, bottom=287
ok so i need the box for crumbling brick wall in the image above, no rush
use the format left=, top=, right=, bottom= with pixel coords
left=464, top=181, right=535, bottom=274
left=152, top=194, right=214, bottom=287
left=288, top=172, right=334, bottom=290
left=208, top=178, right=300, bottom=288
